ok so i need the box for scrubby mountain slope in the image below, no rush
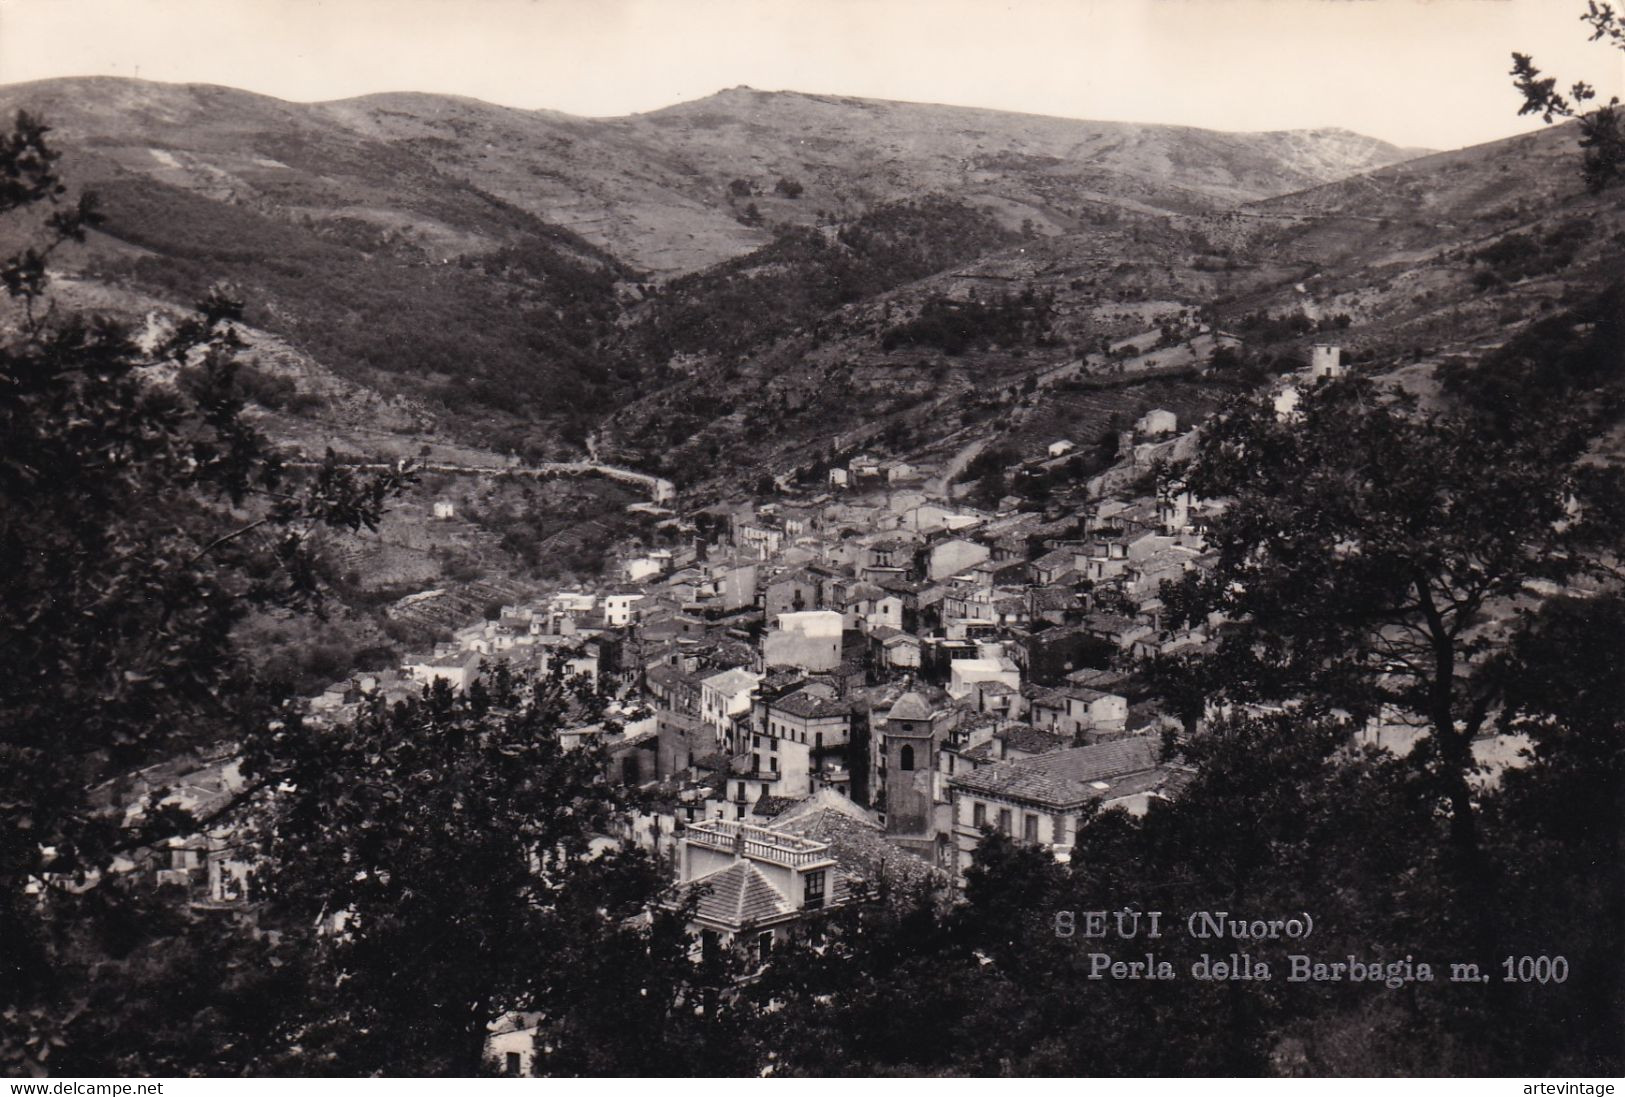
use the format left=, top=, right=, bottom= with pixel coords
left=0, top=77, right=641, bottom=452
left=1, top=77, right=1423, bottom=277
left=0, top=75, right=1425, bottom=461
left=325, top=85, right=1424, bottom=276
left=4, top=73, right=1619, bottom=627
left=595, top=119, right=1624, bottom=497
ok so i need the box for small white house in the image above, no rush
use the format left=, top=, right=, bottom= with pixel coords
left=1048, top=440, right=1076, bottom=458
left=432, top=500, right=455, bottom=520
left=603, top=592, right=645, bottom=626
left=485, top=1012, right=542, bottom=1076
left=407, top=649, right=482, bottom=693
left=624, top=556, right=664, bottom=583
left=1309, top=344, right=1344, bottom=380
left=1134, top=409, right=1177, bottom=436
left=948, top=656, right=1021, bottom=701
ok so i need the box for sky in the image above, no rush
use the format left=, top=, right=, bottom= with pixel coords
left=0, top=0, right=1620, bottom=150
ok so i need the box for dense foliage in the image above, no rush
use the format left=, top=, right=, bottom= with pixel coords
left=880, top=287, right=1056, bottom=355
left=627, top=197, right=1022, bottom=362
left=0, top=111, right=412, bottom=1073
left=5, top=29, right=1624, bottom=1072
left=85, top=170, right=631, bottom=426
left=1166, top=371, right=1622, bottom=913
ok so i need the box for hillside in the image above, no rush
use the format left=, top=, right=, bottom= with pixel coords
left=593, top=120, right=1624, bottom=497
left=318, top=84, right=1426, bottom=276
left=0, top=75, right=1428, bottom=461
left=7, top=74, right=1615, bottom=498
left=0, top=78, right=1423, bottom=278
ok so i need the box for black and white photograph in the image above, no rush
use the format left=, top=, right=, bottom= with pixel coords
left=1, top=0, right=1621, bottom=1083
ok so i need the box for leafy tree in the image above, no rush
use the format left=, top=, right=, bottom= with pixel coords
left=0, top=111, right=410, bottom=1074
left=1476, top=592, right=1625, bottom=1072
left=880, top=288, right=1055, bottom=356
left=244, top=665, right=664, bottom=1074
left=535, top=883, right=759, bottom=1076
left=1511, top=2, right=1625, bottom=191
left=1171, top=375, right=1623, bottom=921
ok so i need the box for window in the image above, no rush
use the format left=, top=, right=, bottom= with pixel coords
left=754, top=735, right=761, bottom=748
left=506, top=1052, right=522, bottom=1076
left=804, top=869, right=826, bottom=910
left=757, top=931, right=774, bottom=965
left=973, top=801, right=987, bottom=828
left=770, top=736, right=778, bottom=752
left=900, top=744, right=915, bottom=771
left=998, top=807, right=1012, bottom=835
left=1054, top=813, right=1068, bottom=845
left=770, top=756, right=779, bottom=773
left=1024, top=813, right=1039, bottom=843
left=815, top=732, right=823, bottom=750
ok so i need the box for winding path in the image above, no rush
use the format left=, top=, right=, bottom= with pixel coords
left=289, top=459, right=676, bottom=504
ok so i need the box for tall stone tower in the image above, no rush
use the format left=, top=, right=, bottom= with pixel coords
left=881, top=691, right=941, bottom=859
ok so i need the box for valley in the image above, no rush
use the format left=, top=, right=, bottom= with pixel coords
left=5, top=50, right=1624, bottom=1079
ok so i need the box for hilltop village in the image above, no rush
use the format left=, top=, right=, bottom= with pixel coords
left=119, top=344, right=1400, bottom=967
left=9, top=42, right=1623, bottom=1075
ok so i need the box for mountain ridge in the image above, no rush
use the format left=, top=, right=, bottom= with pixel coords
left=0, top=76, right=1426, bottom=277
left=3, top=74, right=1612, bottom=493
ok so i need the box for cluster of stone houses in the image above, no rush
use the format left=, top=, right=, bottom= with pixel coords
left=95, top=380, right=1289, bottom=1076
left=78, top=339, right=1537, bottom=1073
left=119, top=406, right=1222, bottom=937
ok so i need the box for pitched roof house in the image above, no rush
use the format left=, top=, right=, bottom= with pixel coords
left=666, top=819, right=845, bottom=962
left=947, top=736, right=1180, bottom=883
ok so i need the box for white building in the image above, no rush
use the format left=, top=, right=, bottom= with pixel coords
left=1309, top=343, right=1344, bottom=379
left=699, top=667, right=763, bottom=750
left=1135, top=408, right=1178, bottom=436
left=624, top=556, right=665, bottom=583
left=484, top=1012, right=543, bottom=1076
left=603, top=592, right=645, bottom=627
left=667, top=820, right=842, bottom=961
left=406, top=650, right=482, bottom=693
left=761, top=609, right=844, bottom=672
left=1274, top=381, right=1302, bottom=422
left=948, top=655, right=1021, bottom=700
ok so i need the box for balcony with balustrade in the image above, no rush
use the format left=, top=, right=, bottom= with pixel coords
left=681, top=819, right=835, bottom=870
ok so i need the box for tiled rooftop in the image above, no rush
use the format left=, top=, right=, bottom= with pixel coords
left=950, top=736, right=1162, bottom=807
left=887, top=691, right=935, bottom=722
left=683, top=861, right=797, bottom=929
left=771, top=689, right=850, bottom=720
